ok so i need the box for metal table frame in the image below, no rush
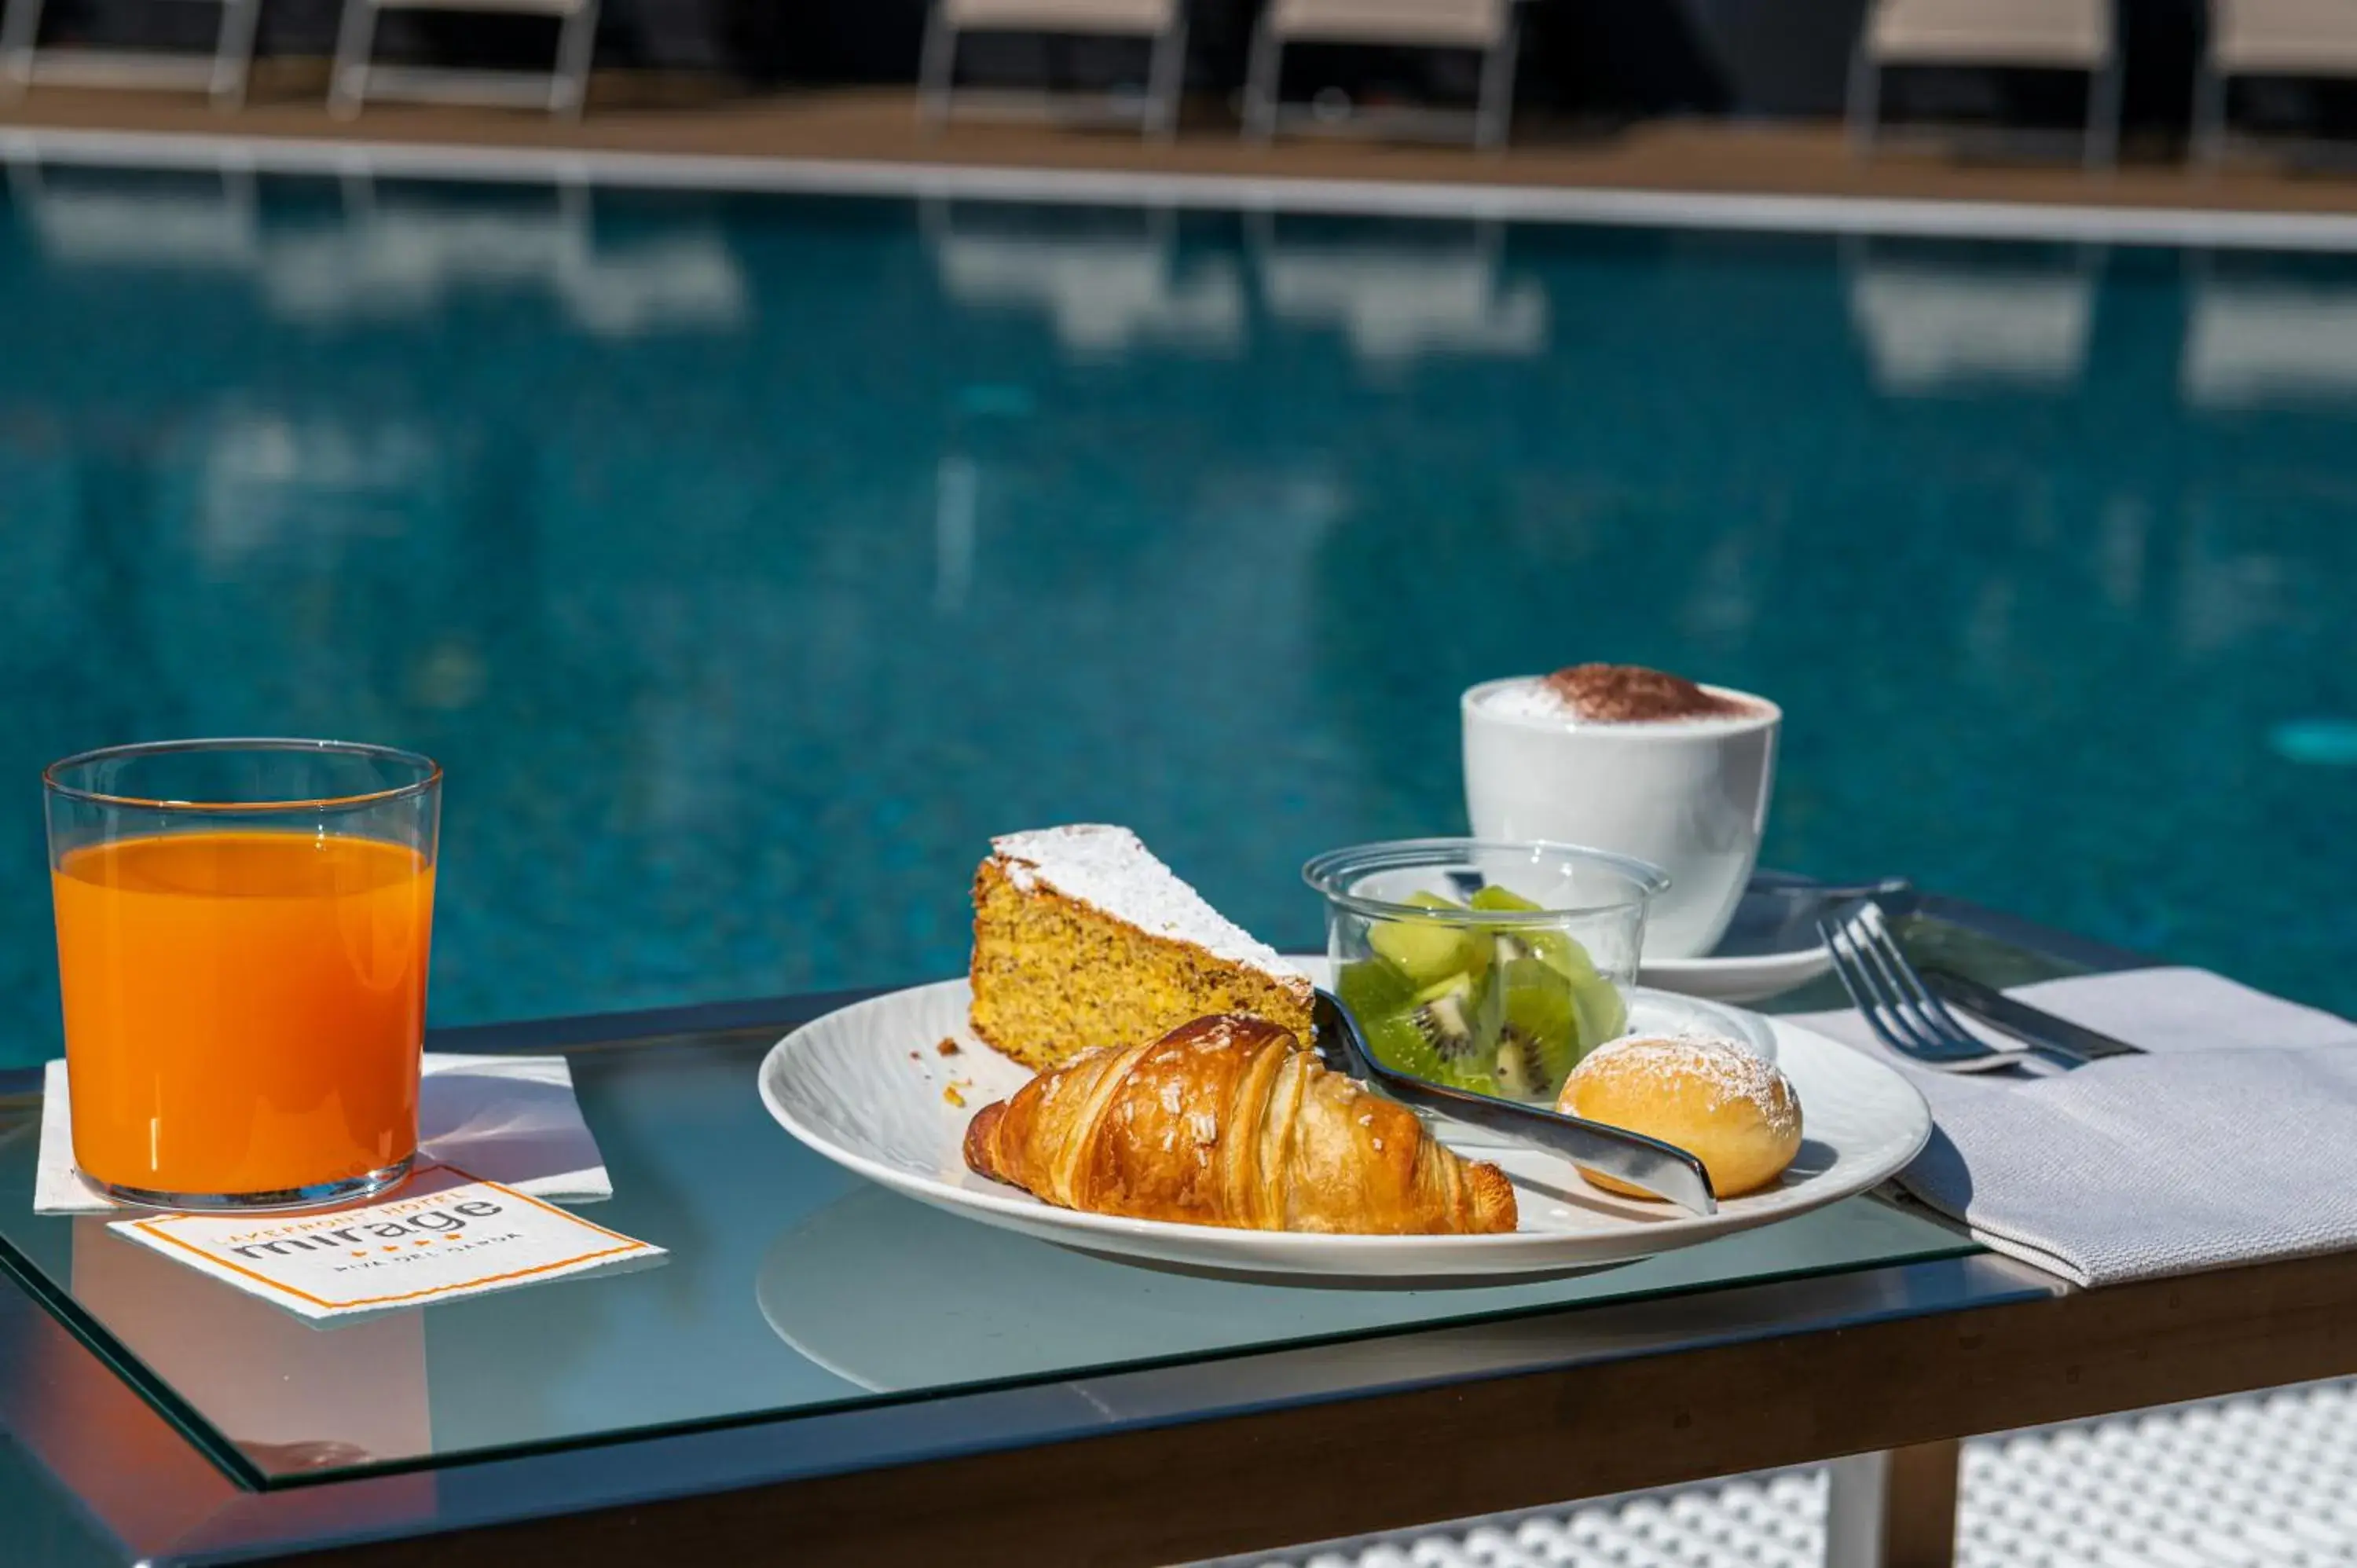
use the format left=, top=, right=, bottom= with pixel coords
left=4, top=896, right=2352, bottom=1567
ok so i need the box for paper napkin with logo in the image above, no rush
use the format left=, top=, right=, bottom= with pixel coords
left=37, top=1053, right=612, bottom=1214
left=108, top=1166, right=662, bottom=1321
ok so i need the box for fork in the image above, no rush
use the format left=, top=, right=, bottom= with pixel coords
left=1819, top=903, right=2074, bottom=1072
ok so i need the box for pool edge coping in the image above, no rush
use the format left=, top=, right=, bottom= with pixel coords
left=12, top=123, right=2357, bottom=250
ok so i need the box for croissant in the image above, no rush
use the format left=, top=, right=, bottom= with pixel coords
left=962, top=1014, right=1517, bottom=1235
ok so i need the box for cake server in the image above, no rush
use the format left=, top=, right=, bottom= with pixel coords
left=1311, top=990, right=1719, bottom=1217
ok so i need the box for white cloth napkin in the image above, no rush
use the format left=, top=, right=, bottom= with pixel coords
left=1793, top=967, right=2357, bottom=1287
left=35, top=1053, right=611, bottom=1214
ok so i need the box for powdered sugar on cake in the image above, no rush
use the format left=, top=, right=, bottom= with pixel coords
left=990, top=826, right=1309, bottom=988
left=1579, top=1032, right=1797, bottom=1130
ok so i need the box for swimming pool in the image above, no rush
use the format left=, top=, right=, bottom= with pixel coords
left=2, top=158, right=2352, bottom=1066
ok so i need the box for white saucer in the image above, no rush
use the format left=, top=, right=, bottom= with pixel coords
left=757, top=964, right=1929, bottom=1284
left=1638, top=878, right=1853, bottom=1003
left=1641, top=947, right=1834, bottom=1004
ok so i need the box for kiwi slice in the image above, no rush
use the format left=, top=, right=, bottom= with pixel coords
left=1362, top=1012, right=1456, bottom=1086
left=1335, top=958, right=1487, bottom=1092
left=1373, top=969, right=1505, bottom=1093
left=1335, top=953, right=1416, bottom=1024
left=1366, top=890, right=1480, bottom=986
left=1571, top=971, right=1628, bottom=1049
left=1490, top=956, right=1582, bottom=1101
left=1406, top=973, right=1487, bottom=1063
left=1470, top=883, right=1604, bottom=984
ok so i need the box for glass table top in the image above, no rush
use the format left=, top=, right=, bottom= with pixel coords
left=0, top=907, right=2093, bottom=1489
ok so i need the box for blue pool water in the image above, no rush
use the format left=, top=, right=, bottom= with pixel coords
left=2, top=163, right=2352, bottom=1064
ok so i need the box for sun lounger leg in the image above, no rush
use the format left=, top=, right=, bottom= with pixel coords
left=552, top=0, right=596, bottom=117
left=2192, top=60, right=2227, bottom=168
left=1241, top=9, right=1278, bottom=140
left=2084, top=53, right=2121, bottom=170
left=1846, top=41, right=1880, bottom=159
left=1145, top=11, right=1184, bottom=140
left=209, top=0, right=259, bottom=107
left=0, top=0, right=44, bottom=100
left=918, top=5, right=956, bottom=131
left=328, top=0, right=377, bottom=117
left=1475, top=9, right=1519, bottom=149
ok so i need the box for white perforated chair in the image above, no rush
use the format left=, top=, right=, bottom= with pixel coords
left=1847, top=0, right=2122, bottom=167
left=0, top=0, right=262, bottom=106
left=1241, top=0, right=1524, bottom=148
left=918, top=0, right=1189, bottom=140
left=2194, top=0, right=2357, bottom=163
left=327, top=0, right=598, bottom=119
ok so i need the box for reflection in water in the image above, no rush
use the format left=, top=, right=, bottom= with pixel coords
left=2181, top=260, right=2357, bottom=408
left=265, top=179, right=746, bottom=336
left=8, top=160, right=261, bottom=269
left=927, top=200, right=1242, bottom=357
left=9, top=161, right=746, bottom=337
left=934, top=452, right=980, bottom=614
left=188, top=409, right=442, bottom=566
left=1255, top=214, right=1547, bottom=364
left=1845, top=238, right=2095, bottom=394
left=0, top=166, right=2352, bottom=1051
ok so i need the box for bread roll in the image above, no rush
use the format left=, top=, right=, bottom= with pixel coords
left=1556, top=1035, right=1802, bottom=1200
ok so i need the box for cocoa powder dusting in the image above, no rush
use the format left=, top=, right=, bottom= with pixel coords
left=1541, top=664, right=1747, bottom=723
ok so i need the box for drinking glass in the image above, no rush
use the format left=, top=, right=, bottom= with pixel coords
left=45, top=739, right=442, bottom=1211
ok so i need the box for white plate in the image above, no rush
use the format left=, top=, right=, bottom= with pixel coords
left=757, top=965, right=1930, bottom=1282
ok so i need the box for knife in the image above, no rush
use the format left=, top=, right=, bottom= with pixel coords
left=1312, top=990, right=1719, bottom=1216
left=1922, top=969, right=2145, bottom=1065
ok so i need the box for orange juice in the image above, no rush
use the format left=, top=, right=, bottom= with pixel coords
left=53, top=830, right=434, bottom=1198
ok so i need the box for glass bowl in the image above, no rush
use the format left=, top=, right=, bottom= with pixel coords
left=1301, top=838, right=1670, bottom=1105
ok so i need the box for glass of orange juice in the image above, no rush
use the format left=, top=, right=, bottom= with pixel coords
left=44, top=739, right=441, bottom=1211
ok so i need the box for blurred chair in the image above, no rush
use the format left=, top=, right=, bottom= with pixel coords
left=1, top=0, right=262, bottom=106
left=1252, top=215, right=1546, bottom=364
left=1847, top=0, right=2122, bottom=167
left=328, top=0, right=597, bottom=117
left=2193, top=0, right=2357, bottom=163
left=918, top=0, right=1189, bottom=139
left=1844, top=238, right=2096, bottom=394
left=924, top=199, right=1243, bottom=356
left=1241, top=0, right=1523, bottom=148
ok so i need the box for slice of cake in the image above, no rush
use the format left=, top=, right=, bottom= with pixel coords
left=970, top=825, right=1316, bottom=1069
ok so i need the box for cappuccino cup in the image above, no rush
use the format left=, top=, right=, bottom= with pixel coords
left=1461, top=673, right=1780, bottom=960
